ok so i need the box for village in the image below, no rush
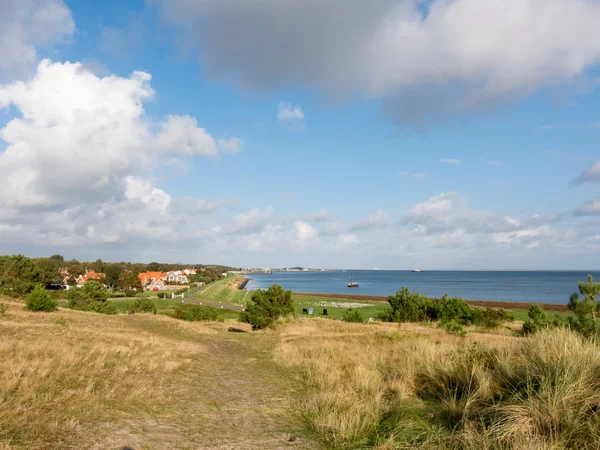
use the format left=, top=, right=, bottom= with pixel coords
left=57, top=267, right=216, bottom=291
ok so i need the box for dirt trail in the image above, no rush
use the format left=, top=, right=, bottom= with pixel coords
left=99, top=325, right=316, bottom=450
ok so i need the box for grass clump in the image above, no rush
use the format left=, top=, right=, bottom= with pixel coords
left=25, top=284, right=57, bottom=312
left=0, top=303, right=7, bottom=314
left=127, top=298, right=157, bottom=315
left=342, top=308, right=365, bottom=323
left=240, top=284, right=294, bottom=330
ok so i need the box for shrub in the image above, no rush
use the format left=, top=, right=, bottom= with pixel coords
left=172, top=305, right=219, bottom=322
left=380, top=287, right=433, bottom=322
left=158, top=292, right=169, bottom=299
left=109, top=291, right=127, bottom=298
left=522, top=304, right=562, bottom=335
left=342, top=309, right=365, bottom=323
left=239, top=285, right=294, bottom=330
left=440, top=319, right=467, bottom=337
left=25, top=285, right=57, bottom=312
left=127, top=298, right=157, bottom=315
left=0, top=303, right=7, bottom=314
left=472, top=307, right=513, bottom=328
left=431, top=295, right=473, bottom=325
left=66, top=281, right=115, bottom=314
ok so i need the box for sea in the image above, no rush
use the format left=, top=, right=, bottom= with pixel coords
left=244, top=270, right=600, bottom=304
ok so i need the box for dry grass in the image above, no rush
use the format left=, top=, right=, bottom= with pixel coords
left=275, top=318, right=600, bottom=449
left=0, top=297, right=315, bottom=449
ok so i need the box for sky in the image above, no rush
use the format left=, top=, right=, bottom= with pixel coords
left=0, top=0, right=599, bottom=270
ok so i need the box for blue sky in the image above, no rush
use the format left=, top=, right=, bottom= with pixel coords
left=0, top=0, right=599, bottom=269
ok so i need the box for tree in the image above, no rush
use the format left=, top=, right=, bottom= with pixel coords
left=104, top=264, right=123, bottom=289
left=36, top=257, right=62, bottom=286
left=26, top=284, right=57, bottom=312
left=0, top=254, right=41, bottom=296
left=568, top=275, right=600, bottom=337
left=147, top=262, right=161, bottom=272
left=49, top=254, right=64, bottom=262
left=119, top=270, right=143, bottom=295
left=92, top=259, right=104, bottom=273
left=67, top=280, right=109, bottom=309
left=240, top=285, right=294, bottom=330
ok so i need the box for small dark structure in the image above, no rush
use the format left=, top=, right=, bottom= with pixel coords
left=302, top=308, right=308, bottom=314
left=322, top=309, right=328, bottom=316
left=228, top=327, right=246, bottom=333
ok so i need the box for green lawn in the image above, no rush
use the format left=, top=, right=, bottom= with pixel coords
left=187, top=275, right=248, bottom=305
left=292, top=295, right=389, bottom=321
left=508, top=308, right=574, bottom=322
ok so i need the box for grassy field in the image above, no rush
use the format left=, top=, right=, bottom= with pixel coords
left=110, top=298, right=241, bottom=319
left=0, top=296, right=316, bottom=449
left=187, top=275, right=248, bottom=304
left=275, top=318, right=600, bottom=449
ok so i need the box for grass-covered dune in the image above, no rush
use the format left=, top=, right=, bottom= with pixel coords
left=276, top=318, right=600, bottom=449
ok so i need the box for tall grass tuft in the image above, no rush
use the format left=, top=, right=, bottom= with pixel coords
left=276, top=319, right=600, bottom=449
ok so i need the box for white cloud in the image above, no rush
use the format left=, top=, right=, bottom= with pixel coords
left=487, top=160, right=503, bottom=167
left=350, top=209, right=388, bottom=231
left=217, top=137, right=244, bottom=154
left=294, top=221, right=318, bottom=241
left=321, top=222, right=346, bottom=236
left=0, top=0, right=74, bottom=79
left=158, top=0, right=600, bottom=125
left=440, top=159, right=462, bottom=165
left=328, top=234, right=360, bottom=251
left=278, top=102, right=304, bottom=121
left=231, top=207, right=275, bottom=234
left=0, top=60, right=238, bottom=250
left=573, top=161, right=600, bottom=185
left=307, top=207, right=330, bottom=222
left=399, top=171, right=425, bottom=179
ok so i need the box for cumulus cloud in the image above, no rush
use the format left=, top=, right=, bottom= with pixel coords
left=403, top=192, right=558, bottom=250
left=230, top=207, right=275, bottom=234
left=0, top=0, right=74, bottom=79
left=573, top=161, right=600, bottom=185
left=440, top=159, right=461, bottom=165
left=294, top=221, right=318, bottom=241
left=0, top=60, right=237, bottom=249
left=158, top=0, right=600, bottom=125
left=350, top=209, right=388, bottom=231
left=217, top=137, right=244, bottom=153
left=307, top=207, right=330, bottom=222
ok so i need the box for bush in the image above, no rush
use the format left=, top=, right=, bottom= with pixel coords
left=342, top=309, right=365, bottom=323
left=431, top=295, right=473, bottom=325
left=522, top=304, right=563, bottom=335
left=380, top=287, right=433, bottom=322
left=472, top=307, right=513, bottom=328
left=440, top=319, right=467, bottom=337
left=172, top=305, right=219, bottom=322
left=25, top=285, right=57, bottom=312
left=158, top=292, right=169, bottom=299
left=127, top=298, right=157, bottom=315
left=66, top=281, right=114, bottom=314
left=239, top=285, right=294, bottom=330
left=109, top=291, right=127, bottom=298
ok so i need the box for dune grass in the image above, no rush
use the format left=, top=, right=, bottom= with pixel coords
left=275, top=318, right=600, bottom=449
left=0, top=297, right=315, bottom=449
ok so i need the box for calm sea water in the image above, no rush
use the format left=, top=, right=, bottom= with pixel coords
left=244, top=270, right=600, bottom=304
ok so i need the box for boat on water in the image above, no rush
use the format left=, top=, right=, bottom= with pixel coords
left=347, top=273, right=359, bottom=288
left=412, top=269, right=423, bottom=273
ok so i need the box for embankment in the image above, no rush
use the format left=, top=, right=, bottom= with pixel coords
left=293, top=291, right=569, bottom=312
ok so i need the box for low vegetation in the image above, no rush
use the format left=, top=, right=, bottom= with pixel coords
left=126, top=298, right=157, bottom=314
left=170, top=304, right=220, bottom=322
left=380, top=287, right=513, bottom=328
left=25, top=284, right=57, bottom=312
left=276, top=319, right=600, bottom=449
left=240, top=284, right=295, bottom=330
left=66, top=280, right=118, bottom=315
